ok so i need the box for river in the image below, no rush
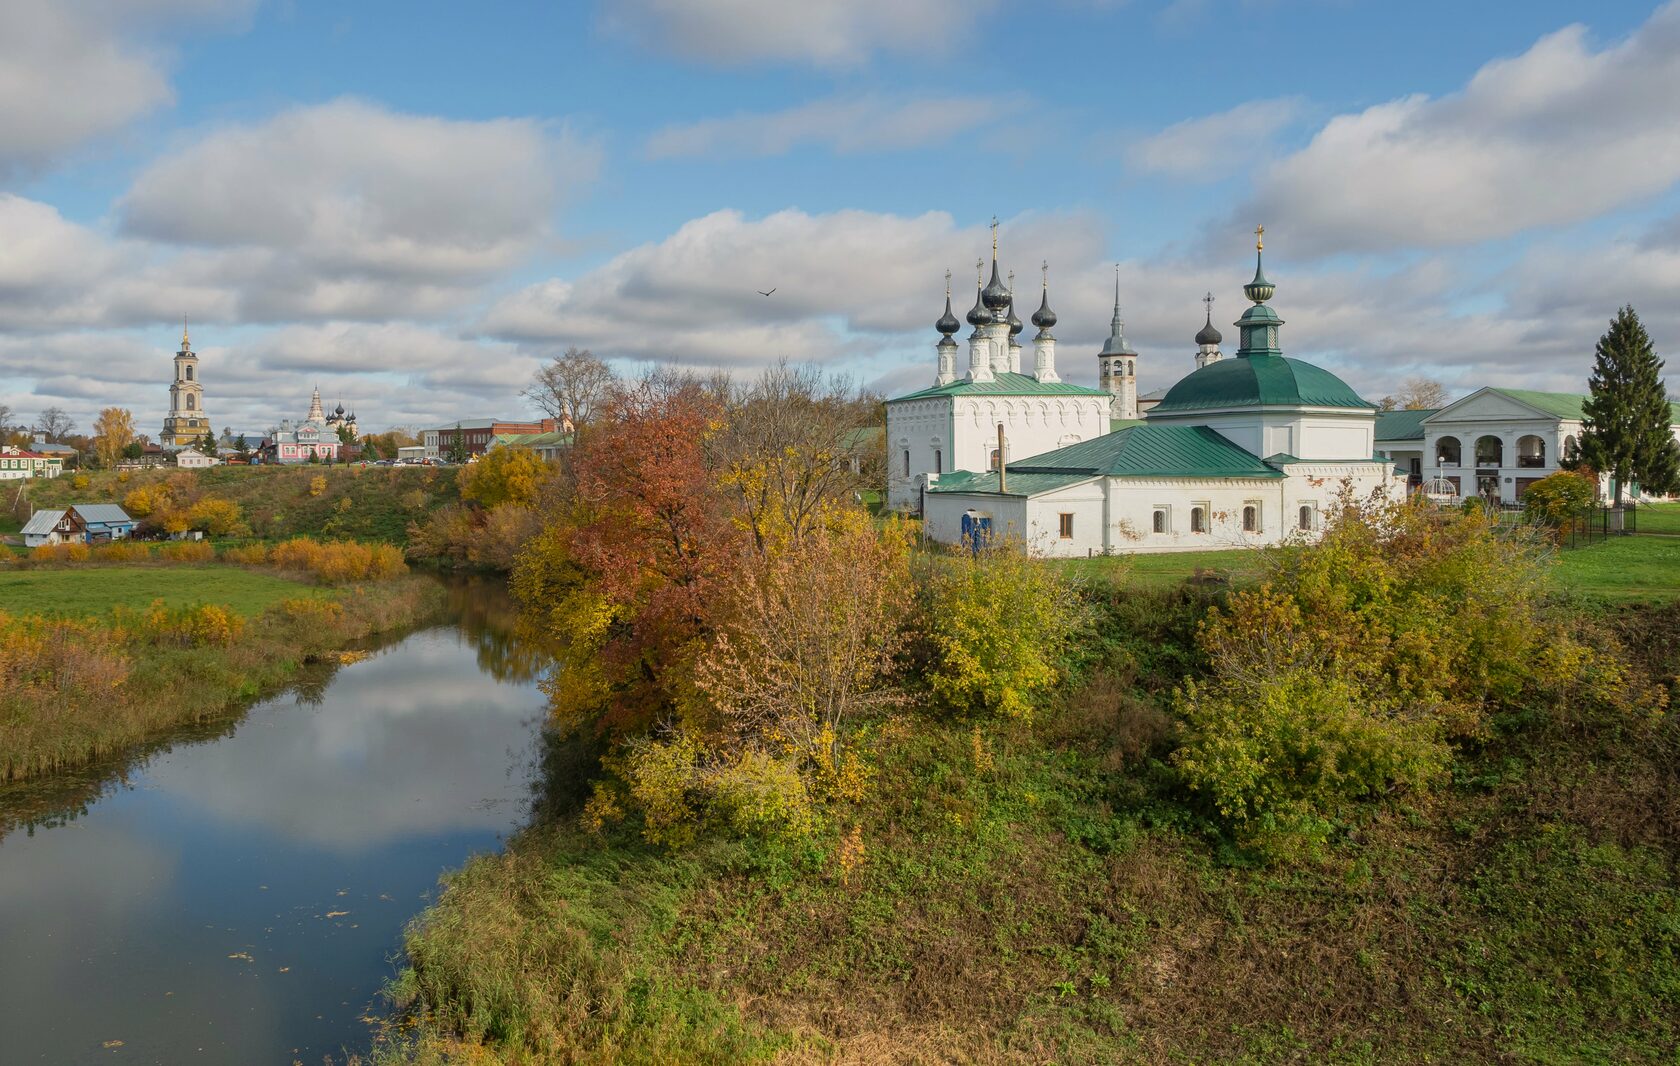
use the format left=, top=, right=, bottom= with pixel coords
left=0, top=579, right=547, bottom=1064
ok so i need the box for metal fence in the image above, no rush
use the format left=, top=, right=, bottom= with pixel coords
left=1487, top=502, right=1635, bottom=547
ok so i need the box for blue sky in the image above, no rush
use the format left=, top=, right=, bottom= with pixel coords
left=2, top=0, right=1677, bottom=436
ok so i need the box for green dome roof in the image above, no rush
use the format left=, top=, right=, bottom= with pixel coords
left=1151, top=354, right=1373, bottom=414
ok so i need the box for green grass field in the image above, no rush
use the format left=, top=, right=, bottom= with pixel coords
left=1551, top=534, right=1680, bottom=603
left=1051, top=547, right=1266, bottom=589
left=1633, top=501, right=1680, bottom=535
left=0, top=567, right=320, bottom=618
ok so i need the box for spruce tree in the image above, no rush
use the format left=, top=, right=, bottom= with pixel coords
left=1580, top=306, right=1680, bottom=507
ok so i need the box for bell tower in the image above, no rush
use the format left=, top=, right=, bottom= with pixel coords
left=1097, top=267, right=1138, bottom=420
left=162, top=319, right=208, bottom=448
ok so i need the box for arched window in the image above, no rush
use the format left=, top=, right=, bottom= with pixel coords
left=902, top=450, right=910, bottom=477
left=1299, top=505, right=1314, bottom=531
left=989, top=448, right=1000, bottom=470
left=933, top=449, right=942, bottom=474
left=1563, top=434, right=1579, bottom=465
left=1517, top=434, right=1546, bottom=468
left=185, top=365, right=193, bottom=381
left=1242, top=505, right=1258, bottom=533
left=1191, top=507, right=1206, bottom=533
left=186, top=395, right=195, bottom=410
left=1152, top=508, right=1167, bottom=534
left=1475, top=435, right=1503, bottom=467
left=1436, top=436, right=1461, bottom=466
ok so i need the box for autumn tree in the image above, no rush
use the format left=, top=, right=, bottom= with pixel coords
left=459, top=446, right=550, bottom=509
left=514, top=374, right=738, bottom=734
left=711, top=361, right=873, bottom=554
left=1378, top=377, right=1448, bottom=412
left=524, top=347, right=614, bottom=433
left=93, top=407, right=136, bottom=470
left=1580, top=306, right=1680, bottom=506
left=692, top=514, right=913, bottom=771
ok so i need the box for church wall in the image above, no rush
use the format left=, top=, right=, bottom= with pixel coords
left=926, top=463, right=1401, bottom=557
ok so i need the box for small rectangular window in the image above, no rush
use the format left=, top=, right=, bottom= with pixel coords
left=1242, top=502, right=1260, bottom=533
left=934, top=449, right=942, bottom=474
left=1152, top=507, right=1169, bottom=534
left=903, top=449, right=911, bottom=477
left=1058, top=513, right=1074, bottom=539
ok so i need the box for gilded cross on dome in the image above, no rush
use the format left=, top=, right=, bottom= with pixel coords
left=1254, top=224, right=1264, bottom=250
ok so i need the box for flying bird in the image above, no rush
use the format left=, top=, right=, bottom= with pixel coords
left=757, top=287, right=776, bottom=296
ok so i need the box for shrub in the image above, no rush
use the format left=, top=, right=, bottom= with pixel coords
left=269, top=536, right=407, bottom=582
left=220, top=543, right=271, bottom=566
left=71, top=474, right=89, bottom=490
left=123, top=483, right=171, bottom=517
left=31, top=542, right=90, bottom=563
left=95, top=541, right=152, bottom=563
left=112, top=600, right=245, bottom=648
left=921, top=546, right=1080, bottom=722
left=158, top=540, right=214, bottom=563
left=1522, top=469, right=1599, bottom=532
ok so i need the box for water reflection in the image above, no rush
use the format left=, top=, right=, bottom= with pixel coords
left=0, top=579, right=546, bottom=1064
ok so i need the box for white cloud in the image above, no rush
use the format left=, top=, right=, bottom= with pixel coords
left=646, top=93, right=1025, bottom=159
left=0, top=0, right=253, bottom=178
left=1242, top=1, right=1680, bottom=254
left=482, top=207, right=1106, bottom=367
left=602, top=0, right=999, bottom=67
left=121, top=99, right=596, bottom=286
left=1130, top=97, right=1304, bottom=178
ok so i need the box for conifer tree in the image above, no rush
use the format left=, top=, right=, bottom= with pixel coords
left=1580, top=306, right=1679, bottom=507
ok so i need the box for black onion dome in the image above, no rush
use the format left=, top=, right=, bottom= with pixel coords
left=1031, top=289, right=1057, bottom=330
left=1195, top=314, right=1222, bottom=346
left=981, top=259, right=1011, bottom=311
left=335, top=403, right=345, bottom=416
left=1006, top=297, right=1024, bottom=337
left=936, top=294, right=961, bottom=336
left=966, top=286, right=989, bottom=327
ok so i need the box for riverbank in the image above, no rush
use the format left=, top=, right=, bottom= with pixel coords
left=1, top=573, right=444, bottom=782
left=380, top=592, right=1680, bottom=1064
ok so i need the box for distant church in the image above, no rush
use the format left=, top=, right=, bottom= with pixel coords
left=886, top=228, right=1400, bottom=554
left=161, top=323, right=210, bottom=448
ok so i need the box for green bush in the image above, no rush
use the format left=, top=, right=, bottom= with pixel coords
left=920, top=547, right=1080, bottom=722
left=1521, top=469, right=1598, bottom=531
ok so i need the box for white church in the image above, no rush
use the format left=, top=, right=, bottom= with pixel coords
left=886, top=232, right=1402, bottom=555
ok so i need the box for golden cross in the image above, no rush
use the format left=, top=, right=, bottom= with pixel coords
left=1254, top=224, right=1265, bottom=250
left=975, top=257, right=984, bottom=286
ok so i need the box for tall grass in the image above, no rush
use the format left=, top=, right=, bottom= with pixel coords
left=0, top=578, right=444, bottom=782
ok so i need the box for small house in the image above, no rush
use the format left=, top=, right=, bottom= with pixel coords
left=21, top=504, right=137, bottom=547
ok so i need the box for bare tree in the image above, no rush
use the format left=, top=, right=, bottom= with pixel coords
left=0, top=403, right=12, bottom=437
left=35, top=406, right=75, bottom=442
left=523, top=347, right=615, bottom=430
left=1379, top=377, right=1448, bottom=412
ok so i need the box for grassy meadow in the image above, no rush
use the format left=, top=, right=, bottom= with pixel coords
left=0, top=566, right=322, bottom=617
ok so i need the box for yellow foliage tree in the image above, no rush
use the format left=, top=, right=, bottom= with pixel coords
left=459, top=447, right=549, bottom=510
left=93, top=407, right=135, bottom=470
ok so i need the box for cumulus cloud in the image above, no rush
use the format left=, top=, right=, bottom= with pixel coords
left=1129, top=97, right=1304, bottom=178
left=646, top=93, right=1025, bottom=159
left=121, top=99, right=596, bottom=289
left=1241, top=1, right=1680, bottom=254
left=482, top=207, right=1106, bottom=367
left=601, top=0, right=999, bottom=67
left=0, top=0, right=253, bottom=179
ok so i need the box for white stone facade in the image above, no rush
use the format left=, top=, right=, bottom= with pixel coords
left=886, top=391, right=1111, bottom=511
left=925, top=463, right=1398, bottom=557
left=1421, top=389, right=1585, bottom=504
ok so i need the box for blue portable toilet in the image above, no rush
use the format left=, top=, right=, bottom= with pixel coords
left=960, top=510, right=992, bottom=556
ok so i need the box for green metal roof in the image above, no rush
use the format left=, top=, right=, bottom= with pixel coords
left=926, top=470, right=1095, bottom=497
left=493, top=431, right=572, bottom=448
left=1479, top=388, right=1680, bottom=423
left=1373, top=408, right=1437, bottom=441
left=1150, top=354, right=1373, bottom=414
left=890, top=371, right=1109, bottom=402
left=1263, top=453, right=1391, bottom=466
left=928, top=424, right=1284, bottom=497
left=1109, top=417, right=1146, bottom=433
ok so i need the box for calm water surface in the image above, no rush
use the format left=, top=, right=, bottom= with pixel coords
left=0, top=581, right=547, bottom=1064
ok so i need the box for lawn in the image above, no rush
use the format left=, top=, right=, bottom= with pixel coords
left=1551, top=534, right=1680, bottom=604
left=1633, top=501, right=1680, bottom=535
left=0, top=566, right=322, bottom=618
left=1051, top=547, right=1263, bottom=588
